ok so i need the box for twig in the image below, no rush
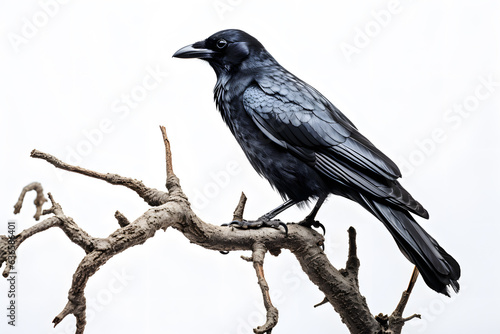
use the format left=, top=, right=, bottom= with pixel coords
left=53, top=298, right=87, bottom=333
left=313, top=297, right=329, bottom=308
left=344, top=226, right=360, bottom=286
left=160, top=125, right=174, bottom=178
left=383, top=266, right=421, bottom=333
left=242, top=243, right=279, bottom=334
left=13, top=182, right=47, bottom=220
left=232, top=192, right=247, bottom=222
left=159, top=125, right=183, bottom=197
left=394, top=266, right=420, bottom=316
left=220, top=193, right=248, bottom=254
left=30, top=149, right=169, bottom=206
left=114, top=211, right=130, bottom=227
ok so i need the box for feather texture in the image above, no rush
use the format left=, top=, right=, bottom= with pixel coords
left=174, top=29, right=460, bottom=295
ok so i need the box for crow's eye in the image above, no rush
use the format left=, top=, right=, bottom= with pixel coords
left=216, top=39, right=228, bottom=49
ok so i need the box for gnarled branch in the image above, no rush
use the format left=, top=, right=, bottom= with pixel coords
left=241, top=242, right=279, bottom=334
left=30, top=149, right=169, bottom=206
left=13, top=181, right=47, bottom=220
left=1, top=125, right=423, bottom=334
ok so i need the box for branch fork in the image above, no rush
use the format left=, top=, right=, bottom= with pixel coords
left=1, top=125, right=422, bottom=334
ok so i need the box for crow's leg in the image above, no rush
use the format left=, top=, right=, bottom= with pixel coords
left=299, top=195, right=327, bottom=234
left=223, top=199, right=295, bottom=235
left=259, top=199, right=296, bottom=221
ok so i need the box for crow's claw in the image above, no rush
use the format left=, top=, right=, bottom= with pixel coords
left=225, top=219, right=265, bottom=229
left=299, top=219, right=326, bottom=235
left=279, top=222, right=288, bottom=237
left=316, top=221, right=326, bottom=235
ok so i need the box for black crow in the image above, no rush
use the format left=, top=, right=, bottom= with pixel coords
left=173, top=29, right=460, bottom=295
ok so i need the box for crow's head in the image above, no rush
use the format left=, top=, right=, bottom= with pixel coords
left=173, top=29, right=266, bottom=75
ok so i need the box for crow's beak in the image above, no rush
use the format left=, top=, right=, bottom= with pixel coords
left=173, top=41, right=214, bottom=59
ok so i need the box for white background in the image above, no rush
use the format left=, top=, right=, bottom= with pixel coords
left=1, top=1, right=499, bottom=333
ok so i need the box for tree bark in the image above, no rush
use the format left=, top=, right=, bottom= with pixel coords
left=0, top=125, right=420, bottom=334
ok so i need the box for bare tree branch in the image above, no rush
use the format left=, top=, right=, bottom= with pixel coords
left=233, top=192, right=247, bottom=222
left=160, top=125, right=177, bottom=191
left=242, top=243, right=279, bottom=334
left=114, top=211, right=131, bottom=227
left=313, top=297, right=329, bottom=308
left=375, top=267, right=421, bottom=333
left=2, top=191, right=101, bottom=278
left=388, top=267, right=422, bottom=333
left=30, top=149, right=169, bottom=206
left=394, top=267, right=420, bottom=317
left=292, top=226, right=380, bottom=333
left=344, top=226, right=360, bottom=286
left=0, top=126, right=424, bottom=334
left=13, top=181, right=47, bottom=220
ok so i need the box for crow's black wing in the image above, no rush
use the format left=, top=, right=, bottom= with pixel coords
left=242, top=71, right=428, bottom=218
left=251, top=70, right=402, bottom=179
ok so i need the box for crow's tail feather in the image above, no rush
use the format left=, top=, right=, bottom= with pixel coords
left=358, top=194, right=460, bottom=295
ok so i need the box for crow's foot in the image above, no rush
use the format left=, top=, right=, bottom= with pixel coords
left=219, top=218, right=288, bottom=255
left=222, top=218, right=288, bottom=236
